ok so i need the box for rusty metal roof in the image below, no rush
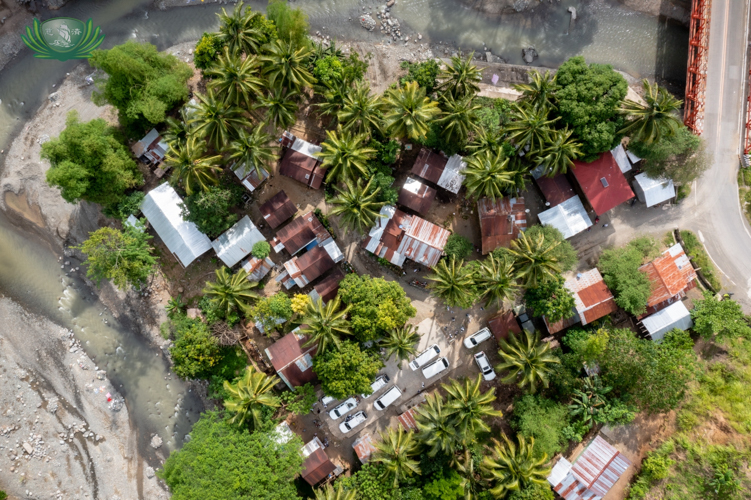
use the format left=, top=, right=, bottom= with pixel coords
left=398, top=406, right=420, bottom=431
left=565, top=269, right=618, bottom=325
left=260, top=190, right=298, bottom=229
left=312, top=267, right=346, bottom=303
left=398, top=177, right=436, bottom=215
left=301, top=440, right=336, bottom=486
left=477, top=197, right=527, bottom=254
left=264, top=331, right=318, bottom=388
left=240, top=256, right=274, bottom=282
left=272, top=211, right=333, bottom=255
left=352, top=433, right=377, bottom=464
left=411, top=147, right=448, bottom=184
left=572, top=152, right=635, bottom=216
left=283, top=245, right=336, bottom=288
left=488, top=311, right=522, bottom=341
left=279, top=148, right=326, bottom=189
left=639, top=243, right=697, bottom=309
left=132, top=129, right=168, bottom=164
left=533, top=170, right=576, bottom=207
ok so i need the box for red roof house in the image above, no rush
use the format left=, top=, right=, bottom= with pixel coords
left=638, top=243, right=697, bottom=316
left=260, top=190, right=298, bottom=229
left=571, top=152, right=634, bottom=216
left=301, top=437, right=337, bottom=486
left=398, top=406, right=420, bottom=431
left=544, top=269, right=618, bottom=334
left=264, top=329, right=318, bottom=389
left=478, top=197, right=527, bottom=254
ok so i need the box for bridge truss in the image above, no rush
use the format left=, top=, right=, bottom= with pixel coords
left=684, top=0, right=711, bottom=135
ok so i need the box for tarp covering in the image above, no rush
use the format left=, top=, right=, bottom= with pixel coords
left=641, top=300, right=693, bottom=341
left=633, top=173, right=675, bottom=207
left=142, top=183, right=212, bottom=267
left=538, top=196, right=593, bottom=239
left=212, top=216, right=266, bottom=268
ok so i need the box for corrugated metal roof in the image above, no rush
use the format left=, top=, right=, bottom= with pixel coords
left=438, top=155, right=466, bottom=194
left=478, top=196, right=527, bottom=254
left=633, top=173, right=675, bottom=207
left=211, top=216, right=266, bottom=268
left=641, top=300, right=693, bottom=341
left=264, top=330, right=318, bottom=389
left=565, top=269, right=618, bottom=325
left=639, top=243, right=697, bottom=309
left=312, top=267, right=345, bottom=304
left=231, top=161, right=269, bottom=193
left=260, top=190, right=298, bottom=229
left=301, top=439, right=336, bottom=486
left=353, top=433, right=377, bottom=464
left=572, top=436, right=631, bottom=497
left=396, top=214, right=450, bottom=268
left=532, top=168, right=577, bottom=207
left=398, top=406, right=420, bottom=431
left=488, top=312, right=522, bottom=341
left=411, top=147, right=448, bottom=185
left=291, top=137, right=323, bottom=158
left=273, top=212, right=331, bottom=255
left=611, top=144, right=632, bottom=173
left=626, top=149, right=642, bottom=164
left=283, top=245, right=336, bottom=288
left=240, top=256, right=274, bottom=281
left=398, top=177, right=436, bottom=215
left=538, top=195, right=593, bottom=239
left=572, top=152, right=635, bottom=216
left=141, top=183, right=212, bottom=267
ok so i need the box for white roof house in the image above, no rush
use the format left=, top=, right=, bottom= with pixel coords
left=212, top=216, right=266, bottom=268
left=538, top=195, right=593, bottom=239
left=439, top=155, right=466, bottom=194
left=611, top=144, right=632, bottom=173
left=632, top=173, right=676, bottom=207
left=626, top=149, right=642, bottom=164
left=292, top=136, right=323, bottom=158
left=641, top=301, right=693, bottom=341
left=141, top=183, right=212, bottom=267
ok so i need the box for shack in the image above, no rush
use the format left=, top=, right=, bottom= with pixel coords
left=211, top=215, right=266, bottom=268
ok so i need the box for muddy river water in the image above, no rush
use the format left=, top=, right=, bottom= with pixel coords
left=0, top=0, right=688, bottom=454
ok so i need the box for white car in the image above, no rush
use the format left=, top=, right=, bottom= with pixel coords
left=374, top=386, right=403, bottom=410
left=464, top=327, right=492, bottom=349
left=339, top=411, right=367, bottom=433
left=362, top=375, right=390, bottom=399
left=321, top=395, right=336, bottom=407
left=409, top=344, right=441, bottom=370
left=474, top=351, right=496, bottom=381
left=329, top=397, right=357, bottom=420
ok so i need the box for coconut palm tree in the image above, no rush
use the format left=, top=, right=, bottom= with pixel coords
left=537, top=127, right=582, bottom=177
left=439, top=53, right=482, bottom=99
left=329, top=178, right=385, bottom=233
left=467, top=128, right=503, bottom=155
left=315, top=127, right=376, bottom=183
left=426, top=257, right=476, bottom=308
left=496, top=331, right=560, bottom=393
left=206, top=47, right=264, bottom=109
left=224, top=123, right=276, bottom=179
left=338, top=82, right=383, bottom=137
left=475, top=253, right=519, bottom=308
left=568, top=389, right=606, bottom=429
left=372, top=427, right=421, bottom=487
left=480, top=434, right=550, bottom=497
left=301, top=297, right=352, bottom=354
left=379, top=324, right=421, bottom=366
left=316, top=82, right=348, bottom=124
left=163, top=107, right=195, bottom=148
left=260, top=39, right=316, bottom=92
left=314, top=483, right=357, bottom=500
left=203, top=267, right=260, bottom=317
left=255, top=87, right=299, bottom=131
left=414, top=393, right=459, bottom=457
left=443, top=375, right=503, bottom=444
left=381, top=81, right=441, bottom=141
left=223, top=366, right=281, bottom=428
left=462, top=149, right=514, bottom=201
left=190, top=88, right=246, bottom=150
left=504, top=104, right=559, bottom=155
left=437, top=94, right=480, bottom=145
left=454, top=448, right=484, bottom=500
left=514, top=70, right=557, bottom=112
left=165, top=137, right=223, bottom=195
left=216, top=1, right=263, bottom=56
left=508, top=230, right=562, bottom=288
left=619, top=79, right=683, bottom=145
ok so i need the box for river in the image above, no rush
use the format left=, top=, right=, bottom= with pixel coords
left=0, top=0, right=688, bottom=457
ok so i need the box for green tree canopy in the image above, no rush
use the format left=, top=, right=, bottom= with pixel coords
left=250, top=293, right=294, bottom=334
left=629, top=125, right=709, bottom=185
left=42, top=111, right=143, bottom=206
left=511, top=395, right=570, bottom=460
left=555, top=56, right=628, bottom=160
left=598, top=243, right=652, bottom=316
left=524, top=275, right=576, bottom=323
left=337, top=274, right=417, bottom=342
left=443, top=234, right=473, bottom=260
left=338, top=463, right=398, bottom=500
left=89, top=41, right=192, bottom=135
left=313, top=341, right=384, bottom=399
left=170, top=320, right=222, bottom=379
left=76, top=223, right=155, bottom=291
left=180, top=180, right=244, bottom=238
left=158, top=412, right=303, bottom=500
left=691, top=293, right=751, bottom=340
left=266, top=0, right=310, bottom=47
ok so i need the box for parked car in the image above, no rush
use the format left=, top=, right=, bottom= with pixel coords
left=474, top=351, right=496, bottom=381
left=339, top=411, right=367, bottom=433
left=374, top=386, right=402, bottom=410
left=422, top=357, right=450, bottom=379
left=321, top=395, right=336, bottom=407
left=464, top=327, right=492, bottom=349
left=362, top=374, right=390, bottom=399
left=329, top=397, right=357, bottom=420
left=409, top=344, right=441, bottom=370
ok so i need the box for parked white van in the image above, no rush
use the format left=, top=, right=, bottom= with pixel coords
left=463, top=327, right=492, bottom=349
left=362, top=374, right=390, bottom=399
left=422, top=357, right=450, bottom=379
left=409, top=344, right=441, bottom=370
left=374, top=385, right=402, bottom=410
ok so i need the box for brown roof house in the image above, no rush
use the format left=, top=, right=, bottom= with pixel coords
left=279, top=131, right=326, bottom=189
left=240, top=255, right=274, bottom=282
left=274, top=424, right=341, bottom=486
left=264, top=327, right=318, bottom=389
left=353, top=433, right=378, bottom=464
left=277, top=241, right=344, bottom=289
left=230, top=160, right=269, bottom=193
left=547, top=435, right=632, bottom=500
left=478, top=197, right=527, bottom=254
left=398, top=177, right=436, bottom=215
left=363, top=205, right=450, bottom=268
left=488, top=311, right=522, bottom=342
left=544, top=269, right=618, bottom=334
left=530, top=164, right=577, bottom=207
left=259, top=190, right=298, bottom=229
left=308, top=267, right=346, bottom=304
left=132, top=129, right=168, bottom=166
left=271, top=211, right=334, bottom=255
left=411, top=147, right=466, bottom=194
left=638, top=243, right=697, bottom=316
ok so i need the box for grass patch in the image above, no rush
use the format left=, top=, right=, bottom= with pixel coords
left=679, top=230, right=721, bottom=291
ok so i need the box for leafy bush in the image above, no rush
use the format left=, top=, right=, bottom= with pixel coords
left=511, top=395, right=570, bottom=459
left=629, top=126, right=709, bottom=185
left=400, top=59, right=440, bottom=94
left=103, top=191, right=145, bottom=220
left=472, top=97, right=513, bottom=136
left=507, top=483, right=555, bottom=500
left=372, top=171, right=398, bottom=205
left=252, top=241, right=271, bottom=259
left=422, top=470, right=464, bottom=500
left=339, top=463, right=399, bottom=500
left=443, top=234, right=473, bottom=260
left=598, top=244, right=652, bottom=316
left=280, top=382, right=317, bottom=415
left=563, top=328, right=609, bottom=365
left=524, top=275, right=577, bottom=322
left=691, top=292, right=751, bottom=340
left=194, top=32, right=224, bottom=71
left=313, top=341, right=384, bottom=399
left=170, top=320, right=222, bottom=379
left=680, top=230, right=721, bottom=291
left=250, top=293, right=293, bottom=334
left=418, top=121, right=464, bottom=157
left=369, top=138, right=400, bottom=165
left=206, top=347, right=249, bottom=400
left=266, top=0, right=309, bottom=47
left=314, top=55, right=343, bottom=88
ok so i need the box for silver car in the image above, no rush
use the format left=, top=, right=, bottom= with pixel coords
left=339, top=411, right=367, bottom=433
left=474, top=351, right=496, bottom=381
left=328, top=397, right=357, bottom=420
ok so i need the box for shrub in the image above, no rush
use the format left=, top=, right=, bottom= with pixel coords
left=400, top=59, right=440, bottom=94
left=598, top=245, right=652, bottom=316
left=524, top=275, right=577, bottom=322
left=205, top=346, right=249, bottom=400
left=314, top=55, right=343, bottom=87
left=511, top=395, right=570, bottom=459
left=508, top=483, right=555, bottom=500
left=266, top=0, right=309, bottom=47
left=280, top=382, right=317, bottom=415
left=250, top=293, right=294, bottom=334
left=443, top=234, right=473, bottom=260
left=170, top=320, right=221, bottom=379
left=252, top=241, right=271, bottom=259
left=680, top=230, right=721, bottom=291
left=103, top=191, right=145, bottom=220
left=194, top=32, right=224, bottom=71
left=473, top=96, right=513, bottom=136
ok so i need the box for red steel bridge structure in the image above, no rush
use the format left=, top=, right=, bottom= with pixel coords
left=684, top=0, right=711, bottom=136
